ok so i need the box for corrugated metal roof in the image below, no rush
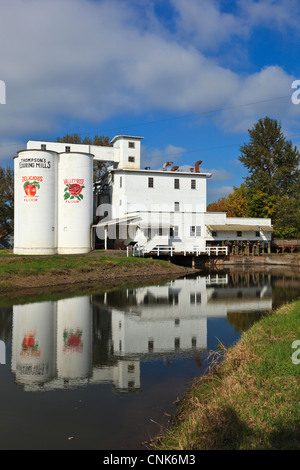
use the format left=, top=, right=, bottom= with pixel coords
left=207, top=224, right=273, bottom=231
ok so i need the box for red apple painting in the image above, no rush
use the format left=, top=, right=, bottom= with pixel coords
left=20, top=332, right=40, bottom=357
left=23, top=180, right=40, bottom=198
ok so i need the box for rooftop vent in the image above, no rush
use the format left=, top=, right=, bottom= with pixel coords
left=162, top=161, right=173, bottom=170
left=195, top=160, right=202, bottom=172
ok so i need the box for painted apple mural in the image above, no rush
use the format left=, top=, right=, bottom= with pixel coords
left=23, top=180, right=40, bottom=198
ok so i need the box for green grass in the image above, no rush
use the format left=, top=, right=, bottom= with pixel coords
left=152, top=300, right=300, bottom=450
left=0, top=250, right=172, bottom=278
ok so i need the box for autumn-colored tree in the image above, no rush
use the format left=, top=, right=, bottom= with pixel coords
left=56, top=133, right=112, bottom=182
left=207, top=196, right=227, bottom=213
left=225, top=184, right=249, bottom=217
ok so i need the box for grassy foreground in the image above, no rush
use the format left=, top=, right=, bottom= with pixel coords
left=152, top=300, right=300, bottom=450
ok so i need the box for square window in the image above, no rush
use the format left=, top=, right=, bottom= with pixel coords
left=212, top=231, right=217, bottom=237
left=128, top=156, right=135, bottom=162
left=237, top=231, right=242, bottom=237
left=65, top=146, right=70, bottom=152
left=128, top=142, right=135, bottom=148
left=41, top=144, right=46, bottom=150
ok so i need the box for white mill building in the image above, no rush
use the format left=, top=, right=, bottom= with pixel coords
left=13, top=135, right=273, bottom=255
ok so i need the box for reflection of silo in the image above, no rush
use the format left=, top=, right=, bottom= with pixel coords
left=12, top=301, right=57, bottom=385
left=57, top=152, right=93, bottom=254
left=14, top=150, right=58, bottom=254
left=57, top=297, right=92, bottom=380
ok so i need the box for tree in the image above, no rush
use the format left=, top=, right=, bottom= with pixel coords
left=56, top=133, right=112, bottom=182
left=207, top=196, right=227, bottom=213
left=239, top=117, right=300, bottom=238
left=225, top=183, right=249, bottom=217
left=239, top=117, right=300, bottom=198
left=207, top=184, right=249, bottom=217
left=0, top=166, right=14, bottom=233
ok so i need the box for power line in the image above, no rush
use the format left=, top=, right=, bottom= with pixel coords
left=98, top=94, right=292, bottom=133
left=24, top=93, right=292, bottom=140
left=0, top=93, right=298, bottom=160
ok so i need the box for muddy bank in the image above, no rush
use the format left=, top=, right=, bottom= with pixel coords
left=0, top=257, right=197, bottom=303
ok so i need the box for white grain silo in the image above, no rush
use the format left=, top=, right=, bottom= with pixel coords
left=12, top=301, right=57, bottom=385
left=56, top=296, right=92, bottom=380
left=14, top=149, right=58, bottom=255
left=57, top=152, right=93, bottom=254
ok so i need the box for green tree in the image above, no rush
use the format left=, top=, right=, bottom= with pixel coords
left=239, top=117, right=300, bottom=238
left=239, top=117, right=300, bottom=198
left=56, top=133, right=112, bottom=182
left=0, top=166, right=14, bottom=232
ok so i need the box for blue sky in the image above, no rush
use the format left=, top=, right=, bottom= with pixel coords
left=0, top=0, right=300, bottom=203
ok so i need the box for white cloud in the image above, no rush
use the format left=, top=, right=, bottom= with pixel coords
left=142, top=144, right=186, bottom=169
left=0, top=0, right=299, bottom=164
left=238, top=0, right=300, bottom=32
left=201, top=168, right=233, bottom=181
left=207, top=185, right=233, bottom=196
left=170, top=0, right=248, bottom=50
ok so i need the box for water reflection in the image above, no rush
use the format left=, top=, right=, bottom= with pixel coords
left=10, top=273, right=273, bottom=393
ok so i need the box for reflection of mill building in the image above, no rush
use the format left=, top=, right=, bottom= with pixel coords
left=10, top=276, right=272, bottom=393
left=13, top=135, right=273, bottom=255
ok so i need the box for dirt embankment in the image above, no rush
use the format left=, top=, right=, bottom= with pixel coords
left=0, top=252, right=197, bottom=302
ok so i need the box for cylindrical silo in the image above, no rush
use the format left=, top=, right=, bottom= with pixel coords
left=56, top=296, right=92, bottom=380
left=12, top=301, right=57, bottom=386
left=14, top=149, right=58, bottom=255
left=57, top=152, right=93, bottom=254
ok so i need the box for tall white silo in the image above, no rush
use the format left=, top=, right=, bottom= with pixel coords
left=57, top=152, right=93, bottom=254
left=11, top=301, right=57, bottom=385
left=56, top=296, right=93, bottom=380
left=14, top=149, right=58, bottom=255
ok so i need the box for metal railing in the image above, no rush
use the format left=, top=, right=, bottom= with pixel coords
left=127, top=245, right=228, bottom=257
left=205, top=246, right=228, bottom=256
left=126, top=246, right=145, bottom=257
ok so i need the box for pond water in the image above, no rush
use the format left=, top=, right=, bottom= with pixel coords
left=0, top=268, right=299, bottom=450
